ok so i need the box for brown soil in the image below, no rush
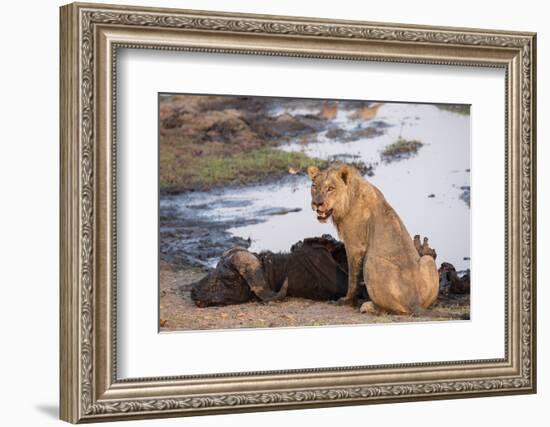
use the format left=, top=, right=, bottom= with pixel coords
left=159, top=95, right=380, bottom=193
left=160, top=95, right=328, bottom=193
left=159, top=261, right=469, bottom=332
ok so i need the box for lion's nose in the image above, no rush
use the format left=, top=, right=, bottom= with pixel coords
left=313, top=201, right=324, bottom=210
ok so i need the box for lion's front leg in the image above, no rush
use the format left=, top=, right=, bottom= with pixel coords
left=336, top=251, right=363, bottom=306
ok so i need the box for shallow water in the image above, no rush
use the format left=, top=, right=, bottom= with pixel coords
left=163, top=102, right=471, bottom=271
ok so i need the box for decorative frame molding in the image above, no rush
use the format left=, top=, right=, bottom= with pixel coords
left=60, top=2, right=536, bottom=423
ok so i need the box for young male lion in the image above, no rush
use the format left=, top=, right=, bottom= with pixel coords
left=307, top=163, right=439, bottom=314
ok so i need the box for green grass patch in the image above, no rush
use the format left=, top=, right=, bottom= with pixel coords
left=381, top=137, right=423, bottom=160
left=160, top=147, right=326, bottom=193
left=435, top=104, right=470, bottom=115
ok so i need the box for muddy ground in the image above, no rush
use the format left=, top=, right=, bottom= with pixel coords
left=159, top=261, right=470, bottom=331
left=159, top=95, right=384, bottom=193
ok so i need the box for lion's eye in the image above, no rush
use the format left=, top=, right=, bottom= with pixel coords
left=327, top=186, right=335, bottom=192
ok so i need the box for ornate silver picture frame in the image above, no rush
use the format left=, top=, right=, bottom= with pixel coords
left=60, top=2, right=536, bottom=423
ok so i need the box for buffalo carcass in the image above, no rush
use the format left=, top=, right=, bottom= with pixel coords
left=190, top=235, right=366, bottom=307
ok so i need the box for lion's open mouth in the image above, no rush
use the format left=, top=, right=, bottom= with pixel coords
left=316, top=209, right=333, bottom=223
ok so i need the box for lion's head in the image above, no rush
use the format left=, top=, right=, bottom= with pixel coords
left=307, top=163, right=358, bottom=223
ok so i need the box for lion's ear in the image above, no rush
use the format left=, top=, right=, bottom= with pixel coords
left=307, top=166, right=319, bottom=180
left=339, top=165, right=351, bottom=185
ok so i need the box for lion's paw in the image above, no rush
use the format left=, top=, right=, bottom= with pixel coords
left=359, top=301, right=379, bottom=315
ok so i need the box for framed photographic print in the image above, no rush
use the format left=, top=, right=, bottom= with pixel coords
left=59, top=2, right=537, bottom=423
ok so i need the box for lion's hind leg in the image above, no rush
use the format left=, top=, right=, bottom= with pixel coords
left=364, top=256, right=415, bottom=314
left=417, top=255, right=439, bottom=308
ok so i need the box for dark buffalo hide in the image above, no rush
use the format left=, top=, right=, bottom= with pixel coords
left=190, top=235, right=365, bottom=307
